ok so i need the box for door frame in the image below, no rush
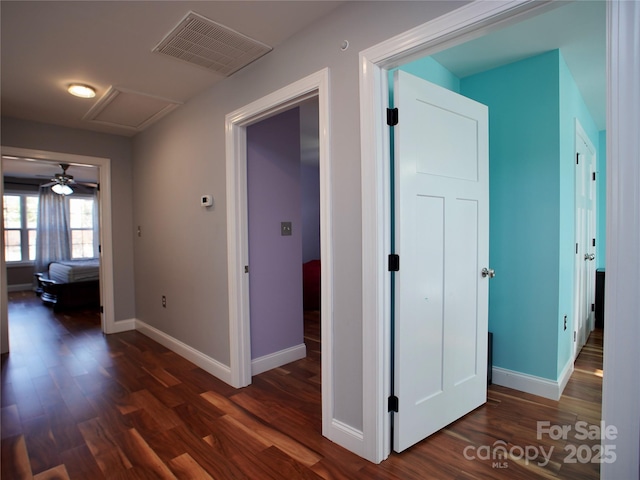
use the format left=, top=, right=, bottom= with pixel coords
left=358, top=0, right=638, bottom=464
left=225, top=68, right=338, bottom=442
left=0, top=146, right=117, bottom=349
left=359, top=0, right=561, bottom=462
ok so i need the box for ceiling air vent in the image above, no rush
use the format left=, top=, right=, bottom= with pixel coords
left=153, top=11, right=272, bottom=76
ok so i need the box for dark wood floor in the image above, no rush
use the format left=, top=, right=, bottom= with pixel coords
left=2, top=291, right=603, bottom=479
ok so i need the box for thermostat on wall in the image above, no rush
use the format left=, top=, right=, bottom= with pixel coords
left=201, top=195, right=213, bottom=207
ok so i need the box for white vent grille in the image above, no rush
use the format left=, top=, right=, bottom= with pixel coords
left=153, top=11, right=272, bottom=76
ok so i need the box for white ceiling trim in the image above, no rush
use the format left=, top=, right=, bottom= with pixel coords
left=83, top=86, right=182, bottom=132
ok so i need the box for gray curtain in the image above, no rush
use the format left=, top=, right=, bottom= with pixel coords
left=35, top=186, right=71, bottom=274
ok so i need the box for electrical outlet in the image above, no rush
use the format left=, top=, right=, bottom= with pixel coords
left=162, top=296, right=166, bottom=308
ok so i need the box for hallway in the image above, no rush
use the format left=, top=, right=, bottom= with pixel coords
left=2, top=291, right=602, bottom=479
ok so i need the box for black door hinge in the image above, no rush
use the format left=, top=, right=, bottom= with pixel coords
left=388, top=254, right=400, bottom=272
left=387, top=108, right=398, bottom=126
left=576, top=153, right=580, bottom=165
left=591, top=303, right=595, bottom=312
left=592, top=238, right=596, bottom=247
left=100, top=305, right=104, bottom=313
left=592, top=172, right=596, bottom=181
left=388, top=395, right=399, bottom=412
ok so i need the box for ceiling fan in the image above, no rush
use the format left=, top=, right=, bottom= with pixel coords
left=40, top=163, right=97, bottom=195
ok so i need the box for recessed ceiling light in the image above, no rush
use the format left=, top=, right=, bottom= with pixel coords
left=68, top=84, right=96, bottom=98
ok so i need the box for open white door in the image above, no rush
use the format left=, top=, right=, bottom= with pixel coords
left=573, top=122, right=597, bottom=358
left=393, top=71, right=490, bottom=452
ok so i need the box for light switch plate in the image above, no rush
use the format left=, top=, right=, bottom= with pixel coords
left=281, top=221, right=292, bottom=236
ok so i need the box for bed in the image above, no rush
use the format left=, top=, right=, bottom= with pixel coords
left=303, top=259, right=321, bottom=311
left=36, top=259, right=100, bottom=312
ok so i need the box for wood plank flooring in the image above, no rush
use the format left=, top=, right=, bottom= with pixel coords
left=2, top=291, right=603, bottom=479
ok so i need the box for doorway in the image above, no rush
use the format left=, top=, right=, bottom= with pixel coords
left=1, top=147, right=116, bottom=354
left=574, top=119, right=597, bottom=358
left=245, top=101, right=319, bottom=375
left=225, top=68, right=340, bottom=445
left=359, top=0, right=610, bottom=464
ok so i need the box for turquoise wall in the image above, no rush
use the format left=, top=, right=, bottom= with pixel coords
left=393, top=56, right=460, bottom=93
left=461, top=51, right=561, bottom=380
left=398, top=51, right=601, bottom=382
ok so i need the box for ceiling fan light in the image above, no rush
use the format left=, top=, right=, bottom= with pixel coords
left=68, top=84, right=96, bottom=98
left=52, top=183, right=73, bottom=195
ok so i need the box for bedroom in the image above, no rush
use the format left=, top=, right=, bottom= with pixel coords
left=3, top=160, right=101, bottom=312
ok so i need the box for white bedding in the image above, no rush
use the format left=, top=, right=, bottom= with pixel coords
left=48, top=259, right=100, bottom=283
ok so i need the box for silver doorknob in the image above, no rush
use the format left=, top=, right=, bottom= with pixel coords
left=584, top=254, right=595, bottom=261
left=481, top=268, right=496, bottom=278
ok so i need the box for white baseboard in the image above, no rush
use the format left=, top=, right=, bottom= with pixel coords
left=135, top=319, right=232, bottom=386
left=324, top=419, right=366, bottom=459
left=108, top=318, right=136, bottom=333
left=251, top=343, right=307, bottom=376
left=492, top=364, right=573, bottom=401
left=557, top=357, right=574, bottom=398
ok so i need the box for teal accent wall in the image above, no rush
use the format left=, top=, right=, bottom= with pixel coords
left=462, top=51, right=562, bottom=380
left=395, top=56, right=460, bottom=93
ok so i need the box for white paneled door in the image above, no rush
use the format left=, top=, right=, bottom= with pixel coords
left=573, top=122, right=597, bottom=358
left=393, top=71, right=490, bottom=452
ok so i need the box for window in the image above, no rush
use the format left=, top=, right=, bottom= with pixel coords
left=68, top=197, right=95, bottom=258
left=3, top=194, right=39, bottom=262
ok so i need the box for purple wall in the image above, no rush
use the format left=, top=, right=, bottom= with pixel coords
left=247, top=108, right=303, bottom=359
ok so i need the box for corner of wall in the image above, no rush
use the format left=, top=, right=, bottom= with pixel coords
left=396, top=56, right=461, bottom=93
left=493, top=360, right=573, bottom=401
left=135, top=319, right=233, bottom=386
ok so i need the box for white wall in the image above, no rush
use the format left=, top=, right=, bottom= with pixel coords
left=132, top=1, right=466, bottom=433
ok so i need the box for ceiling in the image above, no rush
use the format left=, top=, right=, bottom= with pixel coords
left=432, top=0, right=606, bottom=130
left=2, top=1, right=605, bottom=180
left=0, top=1, right=345, bottom=137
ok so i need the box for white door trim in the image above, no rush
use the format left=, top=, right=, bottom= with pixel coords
left=0, top=156, right=7, bottom=353
left=0, top=146, right=116, bottom=340
left=225, top=68, right=338, bottom=441
left=602, top=2, right=640, bottom=478
left=359, top=0, right=575, bottom=464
